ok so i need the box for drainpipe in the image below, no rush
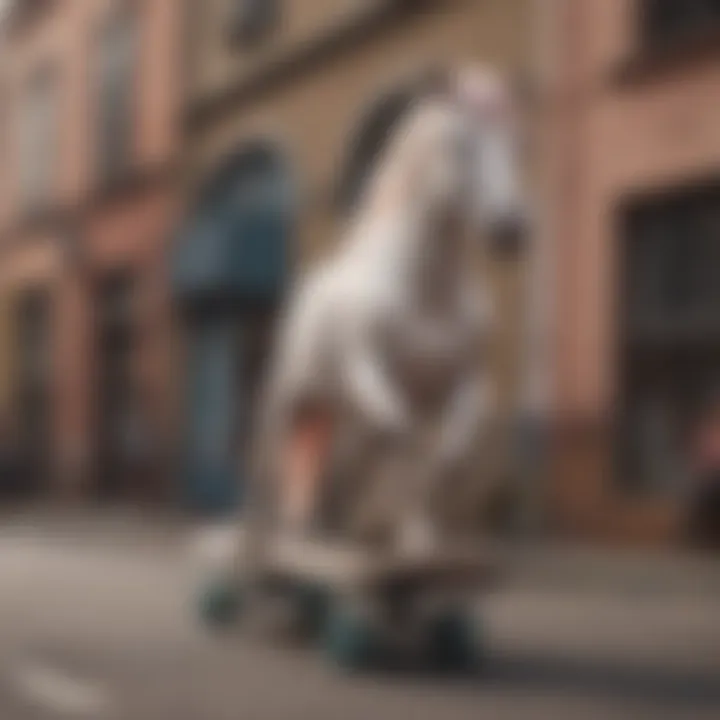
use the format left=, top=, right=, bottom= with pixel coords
left=515, top=0, right=562, bottom=535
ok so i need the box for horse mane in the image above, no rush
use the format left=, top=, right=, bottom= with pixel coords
left=355, top=96, right=454, bottom=224
left=336, top=66, right=449, bottom=217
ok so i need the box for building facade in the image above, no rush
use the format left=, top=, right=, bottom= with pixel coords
left=176, top=0, right=542, bottom=517
left=549, top=0, right=720, bottom=544
left=0, top=0, right=182, bottom=501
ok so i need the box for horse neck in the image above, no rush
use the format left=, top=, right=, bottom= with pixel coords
left=346, top=182, right=424, bottom=270
left=347, top=191, right=470, bottom=314
left=401, top=199, right=471, bottom=312
left=348, top=149, right=471, bottom=308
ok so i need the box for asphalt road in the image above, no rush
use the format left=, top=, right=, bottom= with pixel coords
left=1, top=517, right=719, bottom=719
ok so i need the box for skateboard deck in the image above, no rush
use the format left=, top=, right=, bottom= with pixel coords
left=235, top=524, right=500, bottom=595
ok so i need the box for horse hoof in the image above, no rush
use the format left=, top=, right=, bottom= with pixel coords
left=197, top=579, right=244, bottom=629
left=425, top=608, right=484, bottom=674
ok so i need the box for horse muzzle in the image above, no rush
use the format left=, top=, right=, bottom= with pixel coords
left=488, top=214, right=527, bottom=259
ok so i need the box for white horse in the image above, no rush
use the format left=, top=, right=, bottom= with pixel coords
left=247, top=65, right=527, bottom=555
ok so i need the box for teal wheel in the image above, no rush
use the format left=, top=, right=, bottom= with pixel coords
left=324, top=603, right=381, bottom=671
left=197, top=578, right=244, bottom=629
left=426, top=608, right=484, bottom=673
left=293, top=583, right=331, bottom=639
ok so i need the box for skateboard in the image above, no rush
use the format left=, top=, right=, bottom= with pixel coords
left=196, top=525, right=498, bottom=672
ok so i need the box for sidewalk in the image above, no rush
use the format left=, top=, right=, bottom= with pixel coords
left=2, top=505, right=718, bottom=596
left=0, top=504, right=191, bottom=555
left=498, top=539, right=720, bottom=596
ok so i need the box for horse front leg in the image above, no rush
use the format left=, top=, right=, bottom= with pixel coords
left=278, top=404, right=335, bottom=535
left=231, top=397, right=335, bottom=595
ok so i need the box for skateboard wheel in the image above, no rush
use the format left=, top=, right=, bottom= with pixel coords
left=324, top=603, right=379, bottom=671
left=426, top=609, right=483, bottom=673
left=293, top=583, right=331, bottom=639
left=197, top=578, right=243, bottom=629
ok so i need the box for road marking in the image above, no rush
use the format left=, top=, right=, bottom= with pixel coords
left=11, top=661, right=112, bottom=716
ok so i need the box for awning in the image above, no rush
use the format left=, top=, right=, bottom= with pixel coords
left=171, top=191, right=288, bottom=305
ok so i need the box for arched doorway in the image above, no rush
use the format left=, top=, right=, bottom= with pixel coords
left=173, top=142, right=292, bottom=515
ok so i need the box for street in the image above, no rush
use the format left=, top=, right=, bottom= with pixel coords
left=1, top=514, right=719, bottom=719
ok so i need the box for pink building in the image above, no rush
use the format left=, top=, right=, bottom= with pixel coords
left=0, top=0, right=182, bottom=501
left=547, top=0, right=720, bottom=545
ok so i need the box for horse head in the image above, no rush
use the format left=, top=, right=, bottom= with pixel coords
left=451, top=64, right=528, bottom=257
left=372, top=64, right=528, bottom=259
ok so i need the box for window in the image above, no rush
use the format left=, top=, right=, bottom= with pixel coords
left=623, top=186, right=720, bottom=334
left=642, top=0, right=720, bottom=47
left=99, top=272, right=136, bottom=327
left=96, top=271, right=139, bottom=489
left=19, top=66, right=56, bottom=212
left=618, top=182, right=720, bottom=495
left=17, top=289, right=51, bottom=394
left=97, top=8, right=137, bottom=185
left=14, top=288, right=52, bottom=492
left=227, top=0, right=278, bottom=44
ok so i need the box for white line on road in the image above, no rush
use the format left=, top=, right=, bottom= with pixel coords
left=10, top=661, right=113, bottom=716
